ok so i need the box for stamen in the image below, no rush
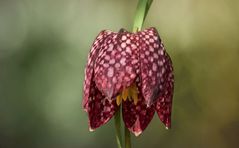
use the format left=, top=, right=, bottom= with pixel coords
left=128, top=88, right=133, bottom=101
left=122, top=88, right=128, bottom=101
left=132, top=91, right=138, bottom=105
left=115, top=83, right=138, bottom=106
left=116, top=95, right=122, bottom=106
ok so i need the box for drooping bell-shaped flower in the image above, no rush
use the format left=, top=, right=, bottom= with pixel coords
left=83, top=27, right=174, bottom=136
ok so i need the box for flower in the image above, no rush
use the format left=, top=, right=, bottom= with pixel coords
left=83, top=27, right=174, bottom=136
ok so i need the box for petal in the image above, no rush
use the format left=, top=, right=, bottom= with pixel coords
left=155, top=52, right=174, bottom=128
left=122, top=81, right=155, bottom=136
left=94, top=29, right=139, bottom=98
left=138, top=27, right=167, bottom=106
left=83, top=30, right=113, bottom=111
left=88, top=81, right=119, bottom=130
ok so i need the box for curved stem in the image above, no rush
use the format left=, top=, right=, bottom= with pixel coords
left=132, top=0, right=154, bottom=32
left=125, top=126, right=131, bottom=148
left=114, top=108, right=122, bottom=148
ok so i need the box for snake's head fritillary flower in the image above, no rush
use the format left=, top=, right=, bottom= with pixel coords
left=83, top=27, right=174, bottom=136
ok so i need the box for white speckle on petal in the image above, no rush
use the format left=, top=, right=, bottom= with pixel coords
left=113, top=77, right=117, bottom=83
left=105, top=55, right=110, bottom=61
left=126, top=66, right=132, bottom=72
left=118, top=46, right=122, bottom=51
left=140, top=54, right=145, bottom=58
left=154, top=36, right=158, bottom=40
left=122, top=35, right=127, bottom=41
left=109, top=59, right=115, bottom=64
left=149, top=46, right=154, bottom=52
left=108, top=44, right=114, bottom=51
left=149, top=38, right=154, bottom=43
left=116, top=54, right=121, bottom=59
left=126, top=47, right=132, bottom=54
left=115, top=63, right=121, bottom=68
left=107, top=67, right=114, bottom=77
left=126, top=39, right=131, bottom=44
left=150, top=57, right=154, bottom=62
left=103, top=63, right=109, bottom=68
left=130, top=73, right=136, bottom=79
left=149, top=70, right=152, bottom=76
left=162, top=67, right=165, bottom=74
left=158, top=60, right=163, bottom=66
left=154, top=43, right=159, bottom=48
left=122, top=51, right=126, bottom=56
left=153, top=53, right=159, bottom=59
left=107, top=39, right=112, bottom=44
left=120, top=57, right=126, bottom=65
left=124, top=76, right=130, bottom=81
left=131, top=44, right=137, bottom=49
left=132, top=59, right=138, bottom=64
left=153, top=63, right=157, bottom=71
left=98, top=35, right=103, bottom=40
left=121, top=42, right=126, bottom=48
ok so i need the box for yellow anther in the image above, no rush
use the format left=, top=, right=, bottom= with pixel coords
left=128, top=89, right=133, bottom=101
left=130, top=84, right=138, bottom=105
left=116, top=95, right=122, bottom=106
left=132, top=92, right=138, bottom=105
left=115, top=83, right=138, bottom=106
left=122, top=88, right=128, bottom=101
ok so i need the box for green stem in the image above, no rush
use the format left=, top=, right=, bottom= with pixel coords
left=114, top=108, right=122, bottom=148
left=144, top=0, right=153, bottom=21
left=132, top=0, right=154, bottom=32
left=125, top=126, right=131, bottom=148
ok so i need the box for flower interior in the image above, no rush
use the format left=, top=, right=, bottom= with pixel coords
left=116, top=83, right=138, bottom=106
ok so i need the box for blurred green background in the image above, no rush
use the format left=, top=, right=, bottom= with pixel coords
left=0, top=0, right=239, bottom=147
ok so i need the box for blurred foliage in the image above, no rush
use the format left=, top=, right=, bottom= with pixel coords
left=0, top=0, right=239, bottom=148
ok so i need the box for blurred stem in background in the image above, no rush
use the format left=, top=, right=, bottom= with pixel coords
left=114, top=0, right=153, bottom=148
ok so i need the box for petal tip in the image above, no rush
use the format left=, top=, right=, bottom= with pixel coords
left=165, top=122, right=171, bottom=130
left=133, top=130, right=142, bottom=137
left=146, top=98, right=156, bottom=108
left=89, top=127, right=95, bottom=132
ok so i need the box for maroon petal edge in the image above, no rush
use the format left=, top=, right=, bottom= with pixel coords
left=88, top=81, right=119, bottom=130
left=138, top=27, right=166, bottom=106
left=83, top=30, right=112, bottom=111
left=122, top=79, right=155, bottom=136
left=155, top=52, right=174, bottom=128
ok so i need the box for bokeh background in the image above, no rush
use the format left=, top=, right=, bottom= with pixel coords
left=0, top=0, right=239, bottom=147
